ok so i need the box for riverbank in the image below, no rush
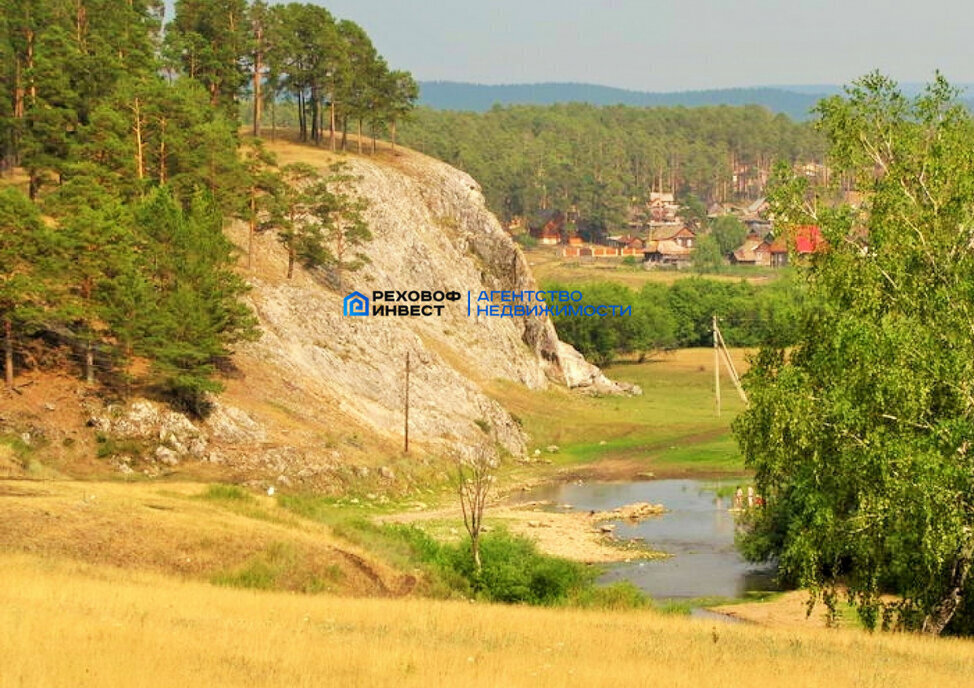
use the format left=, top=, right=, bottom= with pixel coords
left=385, top=498, right=666, bottom=564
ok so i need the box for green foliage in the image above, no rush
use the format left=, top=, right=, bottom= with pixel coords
left=266, top=161, right=371, bottom=283
left=200, top=484, right=254, bottom=502
left=0, top=433, right=34, bottom=466
left=692, top=234, right=723, bottom=273
left=710, top=215, right=749, bottom=254
left=678, top=192, right=708, bottom=228
left=165, top=0, right=250, bottom=117
left=566, top=581, right=650, bottom=610
left=734, top=73, right=974, bottom=635
left=134, top=189, right=258, bottom=415
left=211, top=541, right=343, bottom=593
left=0, top=188, right=53, bottom=379
left=274, top=499, right=608, bottom=607
left=547, top=277, right=804, bottom=362
left=546, top=281, right=676, bottom=365
left=443, top=530, right=593, bottom=604
left=399, top=104, right=825, bottom=226
left=387, top=526, right=595, bottom=605
left=95, top=435, right=149, bottom=460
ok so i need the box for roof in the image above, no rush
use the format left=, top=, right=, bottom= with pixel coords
left=732, top=237, right=765, bottom=262
left=793, top=225, right=825, bottom=254
left=648, top=226, right=695, bottom=242
left=644, top=239, right=692, bottom=257
left=746, top=197, right=768, bottom=214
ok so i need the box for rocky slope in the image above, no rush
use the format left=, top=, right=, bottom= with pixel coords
left=27, top=140, right=632, bottom=491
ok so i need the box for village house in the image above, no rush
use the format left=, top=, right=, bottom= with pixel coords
left=642, top=225, right=697, bottom=268
left=731, top=224, right=825, bottom=268
left=648, top=225, right=696, bottom=249
left=730, top=232, right=766, bottom=265
left=752, top=237, right=788, bottom=267
left=606, top=234, right=645, bottom=250
left=529, top=210, right=565, bottom=245
left=648, top=191, right=680, bottom=223
left=642, top=240, right=692, bottom=268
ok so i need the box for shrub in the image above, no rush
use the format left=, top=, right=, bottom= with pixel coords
left=568, top=581, right=649, bottom=610
left=200, top=484, right=253, bottom=502
left=440, top=529, right=593, bottom=605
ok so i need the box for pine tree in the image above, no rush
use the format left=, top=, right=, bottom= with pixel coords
left=0, top=187, right=50, bottom=387
left=165, top=0, right=249, bottom=115
left=240, top=138, right=280, bottom=269
left=46, top=177, right=133, bottom=384
left=134, top=188, right=257, bottom=415
left=312, top=163, right=371, bottom=291
left=270, top=162, right=330, bottom=279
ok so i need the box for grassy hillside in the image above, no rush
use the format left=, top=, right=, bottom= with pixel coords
left=3, top=553, right=973, bottom=688
left=488, top=348, right=749, bottom=476
left=0, top=480, right=413, bottom=597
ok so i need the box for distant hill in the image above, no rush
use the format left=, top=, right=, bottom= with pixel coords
left=418, top=81, right=974, bottom=120
left=418, top=81, right=829, bottom=120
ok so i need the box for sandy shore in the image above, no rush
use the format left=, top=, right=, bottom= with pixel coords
left=385, top=501, right=664, bottom=564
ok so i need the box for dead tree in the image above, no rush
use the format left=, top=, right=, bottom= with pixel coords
left=456, top=444, right=498, bottom=575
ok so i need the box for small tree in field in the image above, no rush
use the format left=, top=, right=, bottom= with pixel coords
left=456, top=443, right=498, bottom=575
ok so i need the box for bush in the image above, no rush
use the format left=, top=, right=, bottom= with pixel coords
left=567, top=581, right=649, bottom=610
left=441, top=529, right=593, bottom=604
left=275, top=499, right=633, bottom=608
left=200, top=484, right=254, bottom=502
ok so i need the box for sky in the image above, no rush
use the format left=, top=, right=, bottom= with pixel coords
left=302, top=0, right=974, bottom=91
left=165, top=0, right=974, bottom=91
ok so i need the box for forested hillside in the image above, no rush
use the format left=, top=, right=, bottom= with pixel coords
left=397, top=104, right=826, bottom=229
left=0, top=0, right=416, bottom=413
left=417, top=81, right=828, bottom=120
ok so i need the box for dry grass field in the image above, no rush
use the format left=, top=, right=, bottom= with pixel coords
left=0, top=480, right=413, bottom=597
left=2, top=553, right=973, bottom=688
left=522, top=245, right=781, bottom=289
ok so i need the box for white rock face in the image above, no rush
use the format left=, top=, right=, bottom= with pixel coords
left=89, top=147, right=633, bottom=481
left=239, top=149, right=633, bottom=458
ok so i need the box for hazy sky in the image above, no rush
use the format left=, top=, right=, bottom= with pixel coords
left=302, top=0, right=974, bottom=90
left=165, top=0, right=974, bottom=90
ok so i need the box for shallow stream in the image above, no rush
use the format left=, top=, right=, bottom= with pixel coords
left=522, top=478, right=777, bottom=601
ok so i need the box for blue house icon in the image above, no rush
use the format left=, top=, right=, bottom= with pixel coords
left=343, top=291, right=370, bottom=316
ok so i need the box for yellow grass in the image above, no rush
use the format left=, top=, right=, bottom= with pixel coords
left=0, top=480, right=410, bottom=596
left=2, top=553, right=972, bottom=688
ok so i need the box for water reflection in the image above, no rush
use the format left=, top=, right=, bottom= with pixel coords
left=522, top=479, right=777, bottom=600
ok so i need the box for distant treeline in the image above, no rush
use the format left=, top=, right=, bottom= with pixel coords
left=417, top=81, right=828, bottom=120
left=398, top=104, right=825, bottom=230
left=546, top=277, right=805, bottom=364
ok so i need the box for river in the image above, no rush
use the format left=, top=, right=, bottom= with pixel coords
left=522, top=478, right=777, bottom=601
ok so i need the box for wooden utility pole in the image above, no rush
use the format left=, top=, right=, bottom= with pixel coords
left=404, top=351, right=410, bottom=454
left=713, top=315, right=748, bottom=415
left=713, top=314, right=721, bottom=416
left=716, top=325, right=748, bottom=404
